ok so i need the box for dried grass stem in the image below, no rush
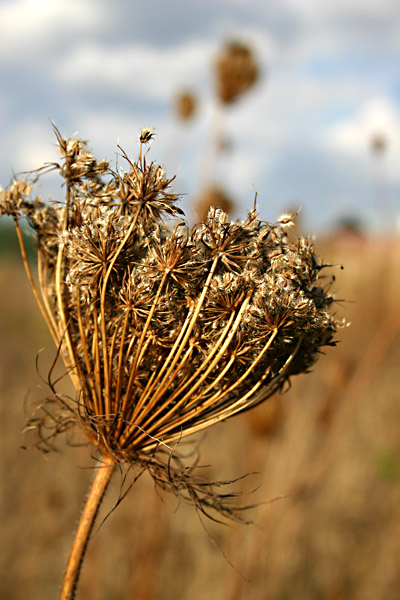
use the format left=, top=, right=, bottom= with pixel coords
left=60, top=455, right=115, bottom=600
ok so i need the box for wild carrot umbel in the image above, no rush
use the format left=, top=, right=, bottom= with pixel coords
left=215, top=41, right=259, bottom=104
left=0, top=126, right=341, bottom=598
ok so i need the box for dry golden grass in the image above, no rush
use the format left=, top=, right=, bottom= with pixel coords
left=1, top=234, right=400, bottom=599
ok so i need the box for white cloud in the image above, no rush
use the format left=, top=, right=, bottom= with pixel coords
left=0, top=0, right=104, bottom=61
left=326, top=97, right=400, bottom=182
left=0, top=119, right=58, bottom=181
left=277, top=0, right=400, bottom=24
left=54, top=39, right=212, bottom=101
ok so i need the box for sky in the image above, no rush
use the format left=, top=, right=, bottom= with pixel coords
left=0, top=0, right=399, bottom=233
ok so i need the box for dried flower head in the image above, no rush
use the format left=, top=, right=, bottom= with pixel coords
left=1, top=127, right=341, bottom=513
left=277, top=212, right=297, bottom=229
left=215, top=41, right=259, bottom=104
left=195, top=184, right=234, bottom=221
left=370, top=132, right=387, bottom=155
left=175, top=91, right=197, bottom=120
left=138, top=127, right=155, bottom=144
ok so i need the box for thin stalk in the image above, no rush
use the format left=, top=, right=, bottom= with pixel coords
left=13, top=218, right=58, bottom=342
left=114, top=310, right=132, bottom=411
left=117, top=335, right=153, bottom=436
left=92, top=304, right=104, bottom=416
left=37, top=250, right=59, bottom=340
left=54, top=185, right=81, bottom=392
left=76, top=287, right=99, bottom=415
left=107, top=315, right=124, bottom=396
left=60, top=454, right=115, bottom=600
left=129, top=271, right=168, bottom=377
left=99, top=212, right=140, bottom=417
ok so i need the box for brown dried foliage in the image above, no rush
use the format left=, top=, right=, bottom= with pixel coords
left=175, top=91, right=197, bottom=120
left=215, top=41, right=259, bottom=104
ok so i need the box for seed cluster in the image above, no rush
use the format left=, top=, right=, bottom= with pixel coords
left=1, top=127, right=341, bottom=511
left=175, top=91, right=197, bottom=120
left=215, top=41, right=259, bottom=104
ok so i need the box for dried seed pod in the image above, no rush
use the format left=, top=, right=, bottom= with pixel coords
left=1, top=127, right=343, bottom=513
left=175, top=91, right=197, bottom=120
left=370, top=133, right=387, bottom=155
left=215, top=41, right=259, bottom=104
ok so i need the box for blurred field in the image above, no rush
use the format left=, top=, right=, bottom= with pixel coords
left=1, top=233, right=400, bottom=600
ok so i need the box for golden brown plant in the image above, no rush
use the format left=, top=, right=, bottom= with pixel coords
left=215, top=41, right=259, bottom=104
left=370, top=132, right=387, bottom=155
left=175, top=90, right=197, bottom=120
left=0, top=126, right=341, bottom=599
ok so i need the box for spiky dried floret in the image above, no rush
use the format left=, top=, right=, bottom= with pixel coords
left=1, top=127, right=342, bottom=518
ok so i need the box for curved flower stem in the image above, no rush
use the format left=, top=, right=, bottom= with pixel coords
left=60, top=454, right=115, bottom=600
left=13, top=217, right=58, bottom=343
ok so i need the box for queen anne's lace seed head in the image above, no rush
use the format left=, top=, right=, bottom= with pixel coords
left=215, top=41, right=259, bottom=104
left=0, top=126, right=343, bottom=516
